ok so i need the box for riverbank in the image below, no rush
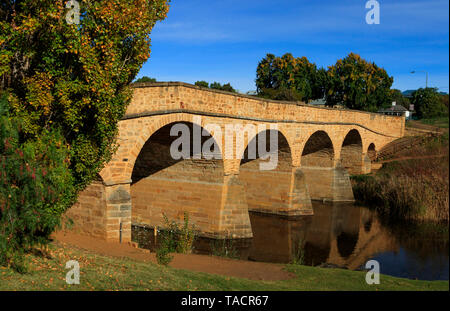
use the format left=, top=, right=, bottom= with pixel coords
left=0, top=232, right=447, bottom=291
left=351, top=131, right=449, bottom=224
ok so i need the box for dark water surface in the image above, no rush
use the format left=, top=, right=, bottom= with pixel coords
left=132, top=202, right=449, bottom=281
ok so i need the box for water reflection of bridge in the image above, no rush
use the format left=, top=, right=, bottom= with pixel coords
left=247, top=203, right=398, bottom=269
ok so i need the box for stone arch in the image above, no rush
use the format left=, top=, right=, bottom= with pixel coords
left=367, top=143, right=377, bottom=161
left=301, top=130, right=354, bottom=202
left=235, top=124, right=295, bottom=168
left=130, top=119, right=226, bottom=237
left=101, top=114, right=220, bottom=184
left=239, top=129, right=308, bottom=215
left=340, top=129, right=363, bottom=175
left=301, top=130, right=335, bottom=167
left=240, top=128, right=292, bottom=171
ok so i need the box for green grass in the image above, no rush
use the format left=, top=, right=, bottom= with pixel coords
left=419, top=117, right=449, bottom=129
left=0, top=242, right=447, bottom=291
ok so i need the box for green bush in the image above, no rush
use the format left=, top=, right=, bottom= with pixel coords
left=155, top=212, right=196, bottom=265
left=155, top=238, right=174, bottom=266
left=0, top=96, right=75, bottom=272
left=176, top=212, right=196, bottom=254
left=411, top=88, right=449, bottom=119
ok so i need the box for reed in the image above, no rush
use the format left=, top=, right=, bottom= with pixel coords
left=351, top=135, right=449, bottom=224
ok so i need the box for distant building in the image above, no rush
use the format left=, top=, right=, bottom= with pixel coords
left=308, top=98, right=326, bottom=106
left=378, top=101, right=414, bottom=120
left=308, top=98, right=344, bottom=108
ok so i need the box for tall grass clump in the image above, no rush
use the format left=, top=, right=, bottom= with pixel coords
left=291, top=238, right=306, bottom=265
left=351, top=135, right=449, bottom=224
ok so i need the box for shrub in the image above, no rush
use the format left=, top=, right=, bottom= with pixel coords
left=155, top=238, right=174, bottom=266
left=0, top=96, right=75, bottom=271
left=411, top=88, right=449, bottom=119
left=155, top=212, right=196, bottom=265
left=176, top=212, right=196, bottom=254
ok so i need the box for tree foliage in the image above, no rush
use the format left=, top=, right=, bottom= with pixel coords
left=194, top=80, right=209, bottom=88
left=255, top=53, right=326, bottom=102
left=440, top=94, right=448, bottom=110
left=326, top=53, right=393, bottom=111
left=256, top=52, right=395, bottom=111
left=135, top=76, right=157, bottom=83
left=411, top=88, right=449, bottom=119
left=1, top=0, right=169, bottom=188
left=194, top=81, right=236, bottom=93
left=390, top=89, right=411, bottom=110
left=1, top=0, right=169, bottom=190
left=0, top=96, right=74, bottom=271
left=0, top=0, right=169, bottom=268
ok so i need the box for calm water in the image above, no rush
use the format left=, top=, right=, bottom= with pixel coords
left=132, top=202, right=449, bottom=281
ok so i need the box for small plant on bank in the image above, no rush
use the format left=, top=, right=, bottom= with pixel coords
left=155, top=236, right=174, bottom=266
left=177, top=212, right=196, bottom=254
left=210, top=233, right=240, bottom=259
left=291, top=238, right=306, bottom=265
left=155, top=212, right=196, bottom=265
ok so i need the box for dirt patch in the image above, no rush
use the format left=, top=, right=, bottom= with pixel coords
left=52, top=231, right=295, bottom=281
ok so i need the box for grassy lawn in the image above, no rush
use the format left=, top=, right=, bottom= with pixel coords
left=0, top=242, right=448, bottom=291
left=419, top=117, right=449, bottom=129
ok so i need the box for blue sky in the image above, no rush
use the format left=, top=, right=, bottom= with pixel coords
left=137, top=0, right=449, bottom=94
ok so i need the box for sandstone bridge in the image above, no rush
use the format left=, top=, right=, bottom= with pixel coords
left=66, top=82, right=405, bottom=243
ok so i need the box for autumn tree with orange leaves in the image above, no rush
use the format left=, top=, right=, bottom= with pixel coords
left=256, top=53, right=327, bottom=102
left=0, top=0, right=169, bottom=270
left=326, top=53, right=393, bottom=111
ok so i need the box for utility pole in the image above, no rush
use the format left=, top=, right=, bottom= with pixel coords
left=411, top=70, right=428, bottom=88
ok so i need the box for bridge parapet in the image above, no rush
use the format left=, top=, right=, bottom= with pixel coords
left=127, top=82, right=405, bottom=139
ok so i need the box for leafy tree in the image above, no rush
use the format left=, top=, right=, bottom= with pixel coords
left=1, top=0, right=169, bottom=189
left=218, top=83, right=235, bottom=93
left=135, top=76, right=157, bottom=83
left=0, top=0, right=169, bottom=268
left=195, top=81, right=237, bottom=93
left=326, top=53, right=393, bottom=111
left=194, top=81, right=209, bottom=88
left=256, top=53, right=325, bottom=102
left=411, top=88, right=448, bottom=119
left=441, top=94, right=449, bottom=110
left=390, top=89, right=411, bottom=110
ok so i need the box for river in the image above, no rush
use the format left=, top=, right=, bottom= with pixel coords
left=132, top=202, right=449, bottom=281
